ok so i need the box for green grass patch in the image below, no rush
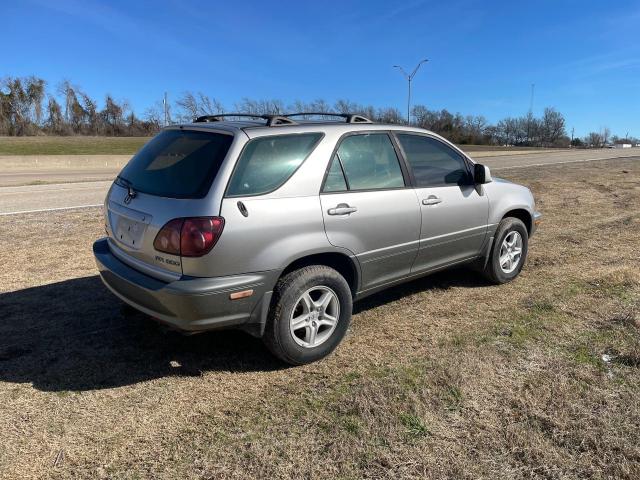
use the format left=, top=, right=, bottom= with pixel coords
left=399, top=412, right=430, bottom=438
left=441, top=384, right=464, bottom=411
left=341, top=415, right=363, bottom=435
left=0, top=136, right=150, bottom=155
left=571, top=345, right=604, bottom=369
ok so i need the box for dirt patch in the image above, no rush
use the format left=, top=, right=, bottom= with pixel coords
left=0, top=158, right=639, bottom=479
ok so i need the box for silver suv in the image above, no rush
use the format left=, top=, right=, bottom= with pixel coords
left=94, top=113, right=541, bottom=364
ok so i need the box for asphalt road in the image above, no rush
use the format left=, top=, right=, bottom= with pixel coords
left=474, top=148, right=639, bottom=169
left=0, top=149, right=638, bottom=215
left=0, top=181, right=111, bottom=215
left=0, top=169, right=121, bottom=187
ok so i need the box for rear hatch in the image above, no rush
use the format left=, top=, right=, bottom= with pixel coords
left=105, top=128, right=233, bottom=280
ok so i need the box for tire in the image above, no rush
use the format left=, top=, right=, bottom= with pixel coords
left=263, top=265, right=353, bottom=365
left=481, top=217, right=529, bottom=284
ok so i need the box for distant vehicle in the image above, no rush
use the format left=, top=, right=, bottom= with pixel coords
left=613, top=143, right=632, bottom=149
left=94, top=113, right=542, bottom=364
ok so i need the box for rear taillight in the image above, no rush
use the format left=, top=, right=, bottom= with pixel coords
left=153, top=217, right=224, bottom=257
left=181, top=217, right=225, bottom=256
left=153, top=219, right=183, bottom=255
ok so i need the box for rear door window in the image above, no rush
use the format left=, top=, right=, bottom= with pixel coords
left=332, top=133, right=405, bottom=191
left=117, top=129, right=233, bottom=198
left=226, top=133, right=323, bottom=197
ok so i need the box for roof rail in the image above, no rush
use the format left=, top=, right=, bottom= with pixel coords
left=193, top=114, right=298, bottom=126
left=284, top=112, right=373, bottom=124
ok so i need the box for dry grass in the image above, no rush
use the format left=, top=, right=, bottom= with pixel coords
left=0, top=158, right=639, bottom=479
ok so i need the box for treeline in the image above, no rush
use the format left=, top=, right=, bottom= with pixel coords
left=0, top=77, right=157, bottom=136
left=2, top=75, right=634, bottom=147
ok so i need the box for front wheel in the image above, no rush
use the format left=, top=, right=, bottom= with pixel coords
left=481, top=217, right=529, bottom=284
left=263, top=265, right=352, bottom=365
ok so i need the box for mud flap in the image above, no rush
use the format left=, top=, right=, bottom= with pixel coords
left=241, top=291, right=273, bottom=338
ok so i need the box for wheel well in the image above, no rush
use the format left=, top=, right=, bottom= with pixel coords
left=503, top=209, right=532, bottom=234
left=281, top=253, right=358, bottom=295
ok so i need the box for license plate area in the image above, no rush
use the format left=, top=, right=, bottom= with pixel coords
left=115, top=216, right=146, bottom=249
left=108, top=202, right=152, bottom=251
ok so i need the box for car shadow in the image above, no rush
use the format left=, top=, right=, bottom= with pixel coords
left=354, top=267, right=490, bottom=314
left=0, top=275, right=283, bottom=392
left=0, top=268, right=489, bottom=392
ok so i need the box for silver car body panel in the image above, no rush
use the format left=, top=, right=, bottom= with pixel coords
left=95, top=120, right=540, bottom=333
left=320, top=189, right=421, bottom=290
left=412, top=183, right=489, bottom=273
left=483, top=177, right=536, bottom=234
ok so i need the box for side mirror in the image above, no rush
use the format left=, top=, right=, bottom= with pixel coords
left=474, top=163, right=492, bottom=184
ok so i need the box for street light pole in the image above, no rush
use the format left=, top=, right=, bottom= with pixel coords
left=394, top=59, right=428, bottom=124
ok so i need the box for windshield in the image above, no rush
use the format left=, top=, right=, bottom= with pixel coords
left=117, top=129, right=233, bottom=198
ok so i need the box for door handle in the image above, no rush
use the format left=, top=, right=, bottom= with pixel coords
left=422, top=195, right=442, bottom=206
left=328, top=203, right=358, bottom=215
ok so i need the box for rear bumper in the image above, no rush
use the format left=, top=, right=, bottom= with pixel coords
left=93, top=238, right=277, bottom=334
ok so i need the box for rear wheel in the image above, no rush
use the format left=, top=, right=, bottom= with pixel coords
left=263, top=265, right=352, bottom=365
left=482, top=217, right=529, bottom=284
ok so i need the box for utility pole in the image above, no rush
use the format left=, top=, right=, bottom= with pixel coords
left=163, top=92, right=168, bottom=127
left=571, top=127, right=575, bottom=146
left=393, top=59, right=428, bottom=124
left=526, top=83, right=535, bottom=145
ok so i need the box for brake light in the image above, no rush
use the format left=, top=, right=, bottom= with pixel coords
left=181, top=217, right=225, bottom=256
left=153, top=217, right=224, bottom=257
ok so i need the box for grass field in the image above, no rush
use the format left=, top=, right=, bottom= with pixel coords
left=0, top=136, right=150, bottom=155
left=0, top=135, right=559, bottom=156
left=0, top=158, right=639, bottom=478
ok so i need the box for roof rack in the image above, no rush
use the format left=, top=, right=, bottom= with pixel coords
left=193, top=113, right=298, bottom=126
left=284, top=112, right=373, bottom=124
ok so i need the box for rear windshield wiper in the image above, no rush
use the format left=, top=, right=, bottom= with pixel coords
left=115, top=175, right=132, bottom=188
left=115, top=176, right=137, bottom=199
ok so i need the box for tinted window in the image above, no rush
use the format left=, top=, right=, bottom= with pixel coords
left=227, top=133, right=322, bottom=197
left=323, top=155, right=348, bottom=192
left=397, top=134, right=471, bottom=187
left=336, top=133, right=405, bottom=191
left=118, top=129, right=233, bottom=198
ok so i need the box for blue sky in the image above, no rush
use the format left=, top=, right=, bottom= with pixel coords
left=3, top=0, right=639, bottom=136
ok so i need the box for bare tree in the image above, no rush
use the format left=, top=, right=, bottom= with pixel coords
left=175, top=92, right=224, bottom=122
left=25, top=76, right=45, bottom=126
left=541, top=108, right=566, bottom=146
left=235, top=98, right=285, bottom=115
left=101, top=95, right=125, bottom=135
left=80, top=93, right=98, bottom=134
left=144, top=100, right=166, bottom=129
left=464, top=115, right=487, bottom=144
left=45, top=96, right=65, bottom=134
left=376, top=107, right=404, bottom=124
left=0, top=76, right=47, bottom=134
left=586, top=131, right=603, bottom=147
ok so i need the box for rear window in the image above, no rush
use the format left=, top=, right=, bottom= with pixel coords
left=226, top=133, right=323, bottom=197
left=117, top=129, right=233, bottom=198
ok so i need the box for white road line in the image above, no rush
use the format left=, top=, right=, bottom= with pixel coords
left=494, top=155, right=639, bottom=170
left=0, top=204, right=103, bottom=216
